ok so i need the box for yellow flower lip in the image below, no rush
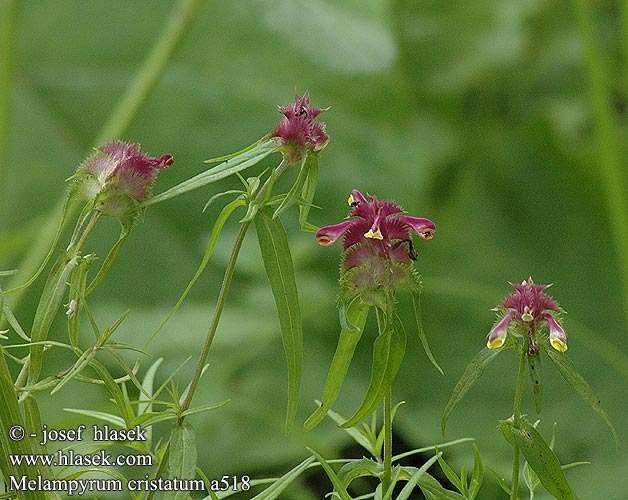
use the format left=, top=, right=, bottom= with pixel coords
left=551, top=338, right=568, bottom=352
left=487, top=337, right=505, bottom=349
left=364, top=228, right=383, bottom=240
left=421, top=229, right=434, bottom=240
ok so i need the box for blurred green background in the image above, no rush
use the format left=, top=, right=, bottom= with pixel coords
left=1, top=0, right=628, bottom=498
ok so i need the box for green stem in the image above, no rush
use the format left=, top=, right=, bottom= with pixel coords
left=0, top=0, right=16, bottom=225
left=94, top=0, right=204, bottom=143
left=179, top=218, right=250, bottom=417
left=382, top=387, right=393, bottom=495
left=180, top=160, right=290, bottom=415
left=572, top=0, right=628, bottom=332
left=510, top=345, right=527, bottom=500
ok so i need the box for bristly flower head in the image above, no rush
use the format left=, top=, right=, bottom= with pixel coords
left=316, top=190, right=435, bottom=307
left=72, top=141, right=173, bottom=220
left=269, top=93, right=329, bottom=164
left=487, top=277, right=567, bottom=352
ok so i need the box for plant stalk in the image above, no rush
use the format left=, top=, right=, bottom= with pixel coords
left=180, top=160, right=289, bottom=415
left=382, top=387, right=393, bottom=495
left=510, top=342, right=527, bottom=500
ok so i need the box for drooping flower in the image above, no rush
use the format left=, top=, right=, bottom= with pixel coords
left=269, top=93, right=329, bottom=163
left=486, top=278, right=567, bottom=352
left=72, top=141, right=173, bottom=219
left=316, top=190, right=435, bottom=305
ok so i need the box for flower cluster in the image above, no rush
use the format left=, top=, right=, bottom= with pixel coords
left=269, top=93, right=329, bottom=164
left=73, top=141, right=173, bottom=219
left=487, top=278, right=567, bottom=352
left=316, top=190, right=435, bottom=306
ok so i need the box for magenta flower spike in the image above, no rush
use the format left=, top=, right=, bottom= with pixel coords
left=269, top=93, right=329, bottom=164
left=316, top=189, right=435, bottom=305
left=73, top=141, right=173, bottom=219
left=486, top=277, right=567, bottom=351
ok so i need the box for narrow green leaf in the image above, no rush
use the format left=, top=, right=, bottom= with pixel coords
left=0, top=350, right=47, bottom=499
left=204, top=137, right=263, bottom=164
left=138, top=358, right=163, bottom=416
left=528, top=352, right=542, bottom=414
left=341, top=315, right=406, bottom=428
left=67, top=256, right=91, bottom=347
left=88, top=359, right=135, bottom=426
left=249, top=456, right=315, bottom=500
left=272, top=155, right=309, bottom=219
left=4, top=198, right=73, bottom=295
left=486, top=466, right=513, bottom=498
left=299, top=154, right=319, bottom=231
left=545, top=347, right=619, bottom=449
left=303, top=299, right=369, bottom=431
left=441, top=347, right=502, bottom=436
left=145, top=138, right=280, bottom=207
left=468, top=442, right=484, bottom=500
left=337, top=458, right=380, bottom=488
left=397, top=454, right=442, bottom=500
left=0, top=286, right=29, bottom=341
left=512, top=421, right=575, bottom=500
left=415, top=472, right=467, bottom=500
left=392, top=438, right=474, bottom=463
left=162, top=422, right=197, bottom=500
left=85, top=227, right=130, bottom=295
left=50, top=347, right=98, bottom=395
left=254, top=209, right=303, bottom=434
left=436, top=454, right=463, bottom=492
left=63, top=408, right=126, bottom=427
left=412, top=294, right=443, bottom=374
left=306, top=447, right=353, bottom=500
left=322, top=406, right=375, bottom=456
left=23, top=397, right=61, bottom=500
left=28, top=253, right=80, bottom=385
left=148, top=198, right=245, bottom=345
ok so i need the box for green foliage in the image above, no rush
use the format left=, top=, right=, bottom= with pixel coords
left=341, top=313, right=406, bottom=428
left=544, top=341, right=619, bottom=449
left=511, top=420, right=574, bottom=500
left=254, top=208, right=303, bottom=434
left=441, top=347, right=503, bottom=436
left=303, top=297, right=369, bottom=431
left=163, top=422, right=197, bottom=500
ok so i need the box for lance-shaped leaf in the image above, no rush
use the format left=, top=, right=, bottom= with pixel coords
left=441, top=347, right=502, bottom=436
left=148, top=197, right=246, bottom=345
left=341, top=314, right=406, bottom=428
left=512, top=421, right=575, bottom=500
left=0, top=286, right=29, bottom=341
left=67, top=255, right=92, bottom=347
left=28, top=253, right=80, bottom=385
left=303, top=298, right=369, bottom=431
left=306, top=447, right=353, bottom=500
left=272, top=155, right=309, bottom=219
left=254, top=209, right=303, bottom=434
left=544, top=346, right=619, bottom=449
left=0, top=350, right=47, bottom=499
left=162, top=422, right=197, bottom=500
left=144, top=138, right=280, bottom=207
left=249, top=455, right=315, bottom=500
left=413, top=294, right=443, bottom=375
left=299, top=154, right=319, bottom=232
left=85, top=227, right=129, bottom=295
